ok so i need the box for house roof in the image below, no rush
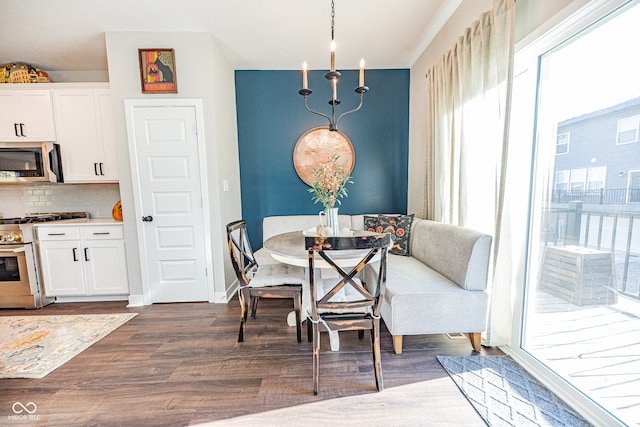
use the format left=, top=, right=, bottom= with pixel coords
left=559, top=96, right=640, bottom=127
left=0, top=0, right=460, bottom=72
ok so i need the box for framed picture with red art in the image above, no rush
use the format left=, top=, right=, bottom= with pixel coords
left=138, top=48, right=177, bottom=94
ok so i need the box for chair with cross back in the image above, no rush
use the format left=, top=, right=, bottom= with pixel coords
left=226, top=219, right=305, bottom=343
left=304, top=231, right=391, bottom=394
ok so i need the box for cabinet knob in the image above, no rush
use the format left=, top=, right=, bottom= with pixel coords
left=142, top=215, right=153, bottom=222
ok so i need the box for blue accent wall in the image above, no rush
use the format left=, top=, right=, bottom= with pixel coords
left=235, top=69, right=409, bottom=247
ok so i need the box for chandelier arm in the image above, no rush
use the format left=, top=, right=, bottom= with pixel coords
left=303, top=95, right=333, bottom=125
left=335, top=92, right=364, bottom=126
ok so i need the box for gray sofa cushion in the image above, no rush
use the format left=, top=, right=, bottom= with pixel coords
left=380, top=254, right=488, bottom=335
left=410, top=219, right=491, bottom=291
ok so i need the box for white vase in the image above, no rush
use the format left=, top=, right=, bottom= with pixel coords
left=319, top=207, right=341, bottom=236
left=327, top=207, right=340, bottom=236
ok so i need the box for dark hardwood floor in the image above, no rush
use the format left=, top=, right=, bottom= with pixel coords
left=0, top=299, right=502, bottom=426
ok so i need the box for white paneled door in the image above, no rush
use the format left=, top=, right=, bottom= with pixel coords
left=127, top=101, right=210, bottom=303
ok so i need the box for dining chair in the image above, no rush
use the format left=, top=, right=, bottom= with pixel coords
left=226, top=219, right=305, bottom=343
left=305, top=232, right=391, bottom=394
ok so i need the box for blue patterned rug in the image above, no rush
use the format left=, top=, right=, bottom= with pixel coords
left=437, top=355, right=591, bottom=427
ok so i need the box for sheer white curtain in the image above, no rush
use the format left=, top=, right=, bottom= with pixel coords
left=424, top=0, right=516, bottom=346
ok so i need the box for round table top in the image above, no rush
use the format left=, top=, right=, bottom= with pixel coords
left=263, top=230, right=377, bottom=268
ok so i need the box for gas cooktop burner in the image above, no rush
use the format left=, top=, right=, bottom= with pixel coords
left=0, top=212, right=88, bottom=225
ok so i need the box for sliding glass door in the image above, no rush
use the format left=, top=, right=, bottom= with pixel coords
left=516, top=1, right=640, bottom=425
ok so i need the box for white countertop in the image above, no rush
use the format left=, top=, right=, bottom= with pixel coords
left=33, top=218, right=124, bottom=226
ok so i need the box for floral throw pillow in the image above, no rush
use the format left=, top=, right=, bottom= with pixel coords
left=376, top=214, right=414, bottom=256
left=363, top=215, right=379, bottom=233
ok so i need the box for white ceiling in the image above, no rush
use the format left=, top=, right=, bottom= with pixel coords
left=1, top=0, right=460, bottom=72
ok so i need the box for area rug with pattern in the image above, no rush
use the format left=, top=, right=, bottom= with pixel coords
left=0, top=313, right=137, bottom=379
left=437, top=355, right=591, bottom=427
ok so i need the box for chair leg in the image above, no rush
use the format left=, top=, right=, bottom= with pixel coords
left=250, top=296, right=259, bottom=318
left=312, top=320, right=320, bottom=395
left=372, top=319, right=383, bottom=391
left=238, top=290, right=249, bottom=343
left=293, top=291, right=302, bottom=343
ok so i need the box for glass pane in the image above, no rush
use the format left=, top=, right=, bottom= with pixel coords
left=0, top=256, right=21, bottom=282
left=617, top=116, right=639, bottom=144
left=556, top=133, right=570, bottom=154
left=0, top=147, right=44, bottom=177
left=524, top=2, right=640, bottom=426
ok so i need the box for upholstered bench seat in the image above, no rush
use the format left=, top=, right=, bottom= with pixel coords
left=381, top=254, right=489, bottom=337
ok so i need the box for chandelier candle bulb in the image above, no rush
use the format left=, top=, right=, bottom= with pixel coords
left=332, top=78, right=337, bottom=101
left=359, top=58, right=365, bottom=87
left=302, top=62, right=308, bottom=89
left=330, top=40, right=336, bottom=72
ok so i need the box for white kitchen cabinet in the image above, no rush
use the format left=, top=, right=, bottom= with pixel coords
left=52, top=85, right=119, bottom=182
left=38, top=239, right=86, bottom=295
left=37, top=224, right=128, bottom=297
left=0, top=88, right=56, bottom=141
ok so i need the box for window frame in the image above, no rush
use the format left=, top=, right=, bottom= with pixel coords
left=556, top=132, right=570, bottom=154
left=587, top=166, right=606, bottom=190
left=508, top=2, right=633, bottom=427
left=616, top=115, right=639, bottom=145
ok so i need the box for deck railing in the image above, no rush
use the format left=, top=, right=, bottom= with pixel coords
left=543, top=203, right=639, bottom=300
left=553, top=188, right=640, bottom=204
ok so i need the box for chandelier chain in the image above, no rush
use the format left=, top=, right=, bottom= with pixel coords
left=331, top=0, right=335, bottom=41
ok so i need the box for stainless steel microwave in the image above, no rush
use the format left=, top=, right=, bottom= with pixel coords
left=0, top=142, right=63, bottom=183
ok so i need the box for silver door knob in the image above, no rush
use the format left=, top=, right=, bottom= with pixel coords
left=142, top=215, right=153, bottom=222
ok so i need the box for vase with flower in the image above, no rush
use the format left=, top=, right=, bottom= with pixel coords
left=308, top=154, right=353, bottom=236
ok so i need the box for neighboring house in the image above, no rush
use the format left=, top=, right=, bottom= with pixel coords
left=553, top=96, right=640, bottom=206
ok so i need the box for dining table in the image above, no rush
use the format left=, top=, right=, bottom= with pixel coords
left=263, top=229, right=382, bottom=351
left=263, top=229, right=379, bottom=270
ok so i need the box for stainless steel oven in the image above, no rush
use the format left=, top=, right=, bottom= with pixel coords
left=0, top=242, right=45, bottom=309
left=0, top=142, right=63, bottom=183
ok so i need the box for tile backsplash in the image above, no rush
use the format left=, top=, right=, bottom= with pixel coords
left=0, top=183, right=121, bottom=219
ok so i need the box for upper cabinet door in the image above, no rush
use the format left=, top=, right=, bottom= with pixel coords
left=0, top=89, right=56, bottom=141
left=53, top=86, right=119, bottom=183
left=94, top=90, right=119, bottom=182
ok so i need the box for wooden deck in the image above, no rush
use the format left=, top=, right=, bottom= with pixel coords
left=527, top=291, right=640, bottom=426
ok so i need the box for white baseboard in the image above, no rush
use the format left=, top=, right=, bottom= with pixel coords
left=55, top=295, right=128, bottom=303
left=127, top=294, right=145, bottom=307
left=225, top=280, right=239, bottom=302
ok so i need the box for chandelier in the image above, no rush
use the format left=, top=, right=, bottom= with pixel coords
left=299, top=0, right=368, bottom=131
